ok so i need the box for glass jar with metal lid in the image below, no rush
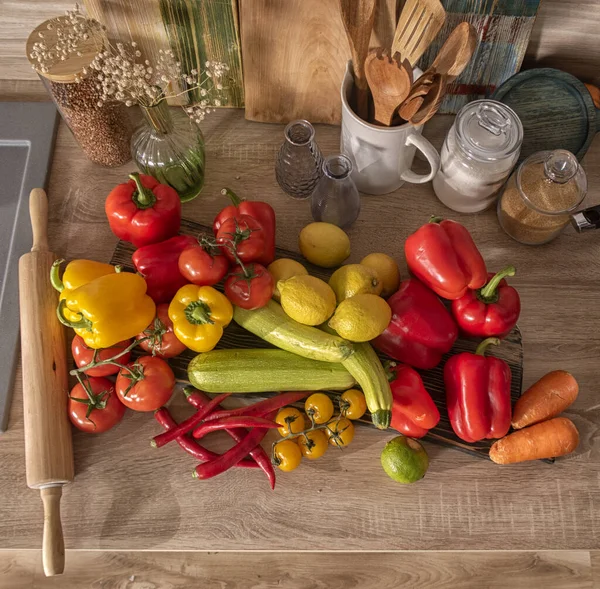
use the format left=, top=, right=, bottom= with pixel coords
left=432, top=100, right=523, bottom=213
left=26, top=17, right=132, bottom=167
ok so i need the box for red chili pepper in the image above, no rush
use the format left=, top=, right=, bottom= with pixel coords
left=204, top=392, right=310, bottom=422
left=451, top=266, right=521, bottom=339
left=388, top=363, right=440, bottom=438
left=184, top=387, right=276, bottom=489
left=151, top=393, right=230, bottom=448
left=192, top=416, right=279, bottom=439
left=132, top=235, right=197, bottom=303
left=444, top=337, right=512, bottom=443
left=194, top=426, right=269, bottom=480
left=105, top=173, right=181, bottom=247
left=154, top=408, right=257, bottom=468
left=213, top=188, right=276, bottom=265
left=404, top=217, right=487, bottom=300
left=373, top=278, right=458, bottom=370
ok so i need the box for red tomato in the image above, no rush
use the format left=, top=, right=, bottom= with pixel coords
left=216, top=214, right=266, bottom=263
left=178, top=243, right=229, bottom=286
left=116, top=355, right=175, bottom=412
left=68, top=377, right=126, bottom=433
left=136, top=303, right=187, bottom=358
left=71, top=335, right=132, bottom=377
left=224, top=263, right=273, bottom=310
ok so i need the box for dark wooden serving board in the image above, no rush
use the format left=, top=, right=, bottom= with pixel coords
left=112, top=218, right=525, bottom=461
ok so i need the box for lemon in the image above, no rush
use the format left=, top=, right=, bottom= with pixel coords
left=328, top=264, right=383, bottom=303
left=278, top=275, right=337, bottom=326
left=299, top=222, right=351, bottom=268
left=267, top=258, right=308, bottom=301
left=328, top=294, right=391, bottom=342
left=380, top=436, right=429, bottom=484
left=360, top=253, right=401, bottom=297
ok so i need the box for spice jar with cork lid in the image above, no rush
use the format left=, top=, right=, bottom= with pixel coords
left=26, top=14, right=132, bottom=167
left=497, top=150, right=587, bottom=245
left=432, top=100, right=523, bottom=213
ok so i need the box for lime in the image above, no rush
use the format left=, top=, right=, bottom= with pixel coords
left=380, top=436, right=429, bottom=483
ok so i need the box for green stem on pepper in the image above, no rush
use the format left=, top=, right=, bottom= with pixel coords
left=221, top=187, right=243, bottom=207
left=478, top=266, right=516, bottom=303
left=129, top=172, right=156, bottom=209
left=475, top=337, right=500, bottom=357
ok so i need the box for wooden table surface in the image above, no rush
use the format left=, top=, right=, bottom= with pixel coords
left=1, top=83, right=600, bottom=585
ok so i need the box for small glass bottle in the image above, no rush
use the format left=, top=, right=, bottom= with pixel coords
left=311, top=155, right=360, bottom=228
left=433, top=100, right=523, bottom=213
left=497, top=149, right=587, bottom=245
left=275, top=120, right=323, bottom=199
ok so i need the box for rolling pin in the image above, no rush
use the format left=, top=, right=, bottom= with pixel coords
left=18, top=188, right=74, bottom=576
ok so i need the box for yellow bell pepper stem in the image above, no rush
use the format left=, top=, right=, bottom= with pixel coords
left=51, top=258, right=120, bottom=293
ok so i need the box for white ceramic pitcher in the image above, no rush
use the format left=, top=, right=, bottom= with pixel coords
left=340, top=61, right=440, bottom=195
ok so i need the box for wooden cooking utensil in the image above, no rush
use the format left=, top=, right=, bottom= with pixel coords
left=18, top=188, right=74, bottom=577
left=431, top=21, right=477, bottom=82
left=398, top=68, right=438, bottom=121
left=391, top=0, right=446, bottom=67
left=365, top=49, right=412, bottom=126
left=338, top=0, right=378, bottom=121
left=409, top=72, right=448, bottom=126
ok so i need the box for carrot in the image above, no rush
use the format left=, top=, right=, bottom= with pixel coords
left=489, top=417, right=579, bottom=464
left=511, top=370, right=578, bottom=430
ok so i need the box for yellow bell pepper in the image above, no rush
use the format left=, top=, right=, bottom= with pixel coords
left=168, top=285, right=233, bottom=353
left=57, top=272, right=156, bottom=349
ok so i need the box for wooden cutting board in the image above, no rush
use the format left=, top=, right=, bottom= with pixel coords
left=111, top=218, right=527, bottom=461
left=240, top=0, right=400, bottom=124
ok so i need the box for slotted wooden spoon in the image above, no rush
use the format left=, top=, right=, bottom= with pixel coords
left=365, top=49, right=413, bottom=126
left=391, top=0, right=446, bottom=67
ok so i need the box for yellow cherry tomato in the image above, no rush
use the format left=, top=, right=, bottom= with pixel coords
left=305, top=393, right=334, bottom=425
left=273, top=440, right=302, bottom=472
left=297, top=430, right=329, bottom=460
left=327, top=417, right=355, bottom=448
left=340, top=389, right=367, bottom=420
left=275, top=407, right=306, bottom=437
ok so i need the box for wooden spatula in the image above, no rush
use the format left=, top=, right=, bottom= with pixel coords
left=18, top=188, right=74, bottom=576
left=391, top=0, right=446, bottom=67
left=339, top=0, right=377, bottom=121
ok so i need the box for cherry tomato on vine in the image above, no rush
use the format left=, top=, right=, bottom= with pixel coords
left=340, top=389, right=367, bottom=420
left=216, top=214, right=266, bottom=263
left=273, top=440, right=302, bottom=472
left=297, top=430, right=328, bottom=460
left=224, top=263, right=273, bottom=310
left=275, top=407, right=306, bottom=437
left=71, top=335, right=131, bottom=377
left=136, top=303, right=187, bottom=358
left=68, top=377, right=126, bottom=433
left=116, top=355, right=175, bottom=412
left=327, top=417, right=355, bottom=448
left=178, top=242, right=229, bottom=286
left=304, top=393, right=334, bottom=425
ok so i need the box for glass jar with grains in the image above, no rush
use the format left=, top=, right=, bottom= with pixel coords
left=497, top=150, right=587, bottom=245
left=432, top=100, right=523, bottom=213
left=26, top=17, right=132, bottom=167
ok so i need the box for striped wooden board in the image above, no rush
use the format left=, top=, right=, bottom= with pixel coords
left=111, top=218, right=526, bottom=461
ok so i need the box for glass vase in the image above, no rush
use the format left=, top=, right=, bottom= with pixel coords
left=275, top=120, right=323, bottom=199
left=131, top=101, right=205, bottom=202
left=311, top=155, right=361, bottom=228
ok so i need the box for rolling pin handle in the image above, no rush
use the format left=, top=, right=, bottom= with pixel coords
left=40, top=485, right=65, bottom=576
left=29, top=188, right=49, bottom=252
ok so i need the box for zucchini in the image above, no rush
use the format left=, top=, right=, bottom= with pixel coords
left=321, top=325, right=391, bottom=429
left=233, top=300, right=354, bottom=363
left=187, top=348, right=356, bottom=393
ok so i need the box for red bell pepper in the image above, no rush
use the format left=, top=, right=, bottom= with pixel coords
left=213, top=188, right=276, bottom=265
left=373, top=278, right=458, bottom=370
left=132, top=235, right=197, bottom=304
left=444, top=337, right=512, bottom=443
left=405, top=217, right=487, bottom=300
left=451, top=266, right=521, bottom=339
left=105, top=173, right=181, bottom=247
left=389, top=363, right=440, bottom=438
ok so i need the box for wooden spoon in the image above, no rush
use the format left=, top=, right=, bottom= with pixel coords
left=409, top=72, right=448, bottom=126
left=339, top=0, right=377, bottom=121
left=365, top=50, right=413, bottom=126
left=398, top=69, right=439, bottom=121
left=431, top=22, right=477, bottom=82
